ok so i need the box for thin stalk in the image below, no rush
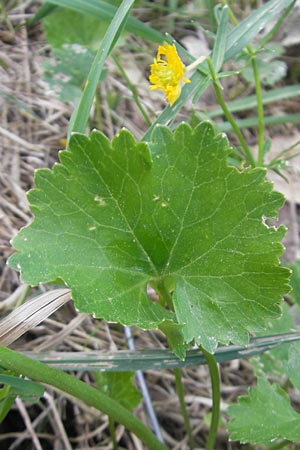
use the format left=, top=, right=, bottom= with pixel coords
left=15, top=284, right=31, bottom=308
left=93, top=371, right=118, bottom=449
left=108, top=417, right=118, bottom=450
left=221, top=1, right=265, bottom=166
left=186, top=55, right=207, bottom=73
left=251, top=55, right=265, bottom=166
left=68, top=0, right=135, bottom=138
left=124, top=326, right=165, bottom=444
left=206, top=57, right=256, bottom=167
left=155, top=280, right=174, bottom=310
left=201, top=347, right=220, bottom=450
left=94, top=89, right=103, bottom=131
left=0, top=346, right=168, bottom=450
left=113, top=55, right=152, bottom=127
left=174, top=368, right=194, bottom=450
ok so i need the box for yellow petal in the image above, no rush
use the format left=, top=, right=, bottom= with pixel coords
left=149, top=42, right=189, bottom=105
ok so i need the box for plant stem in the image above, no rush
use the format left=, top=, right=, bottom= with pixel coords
left=206, top=57, right=256, bottom=168
left=174, top=368, right=195, bottom=450
left=93, top=371, right=118, bottom=449
left=251, top=55, right=265, bottom=167
left=113, top=55, right=152, bottom=127
left=0, top=346, right=168, bottom=450
left=108, top=417, right=118, bottom=450
left=201, top=347, right=221, bottom=450
left=221, top=1, right=265, bottom=167
left=155, top=279, right=174, bottom=310
left=94, top=89, right=103, bottom=131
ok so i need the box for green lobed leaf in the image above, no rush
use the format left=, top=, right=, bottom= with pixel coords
left=288, top=260, right=300, bottom=304
left=9, top=123, right=290, bottom=353
left=287, top=341, right=300, bottom=388
left=94, top=372, right=142, bottom=410
left=251, top=302, right=296, bottom=378
left=227, top=377, right=300, bottom=444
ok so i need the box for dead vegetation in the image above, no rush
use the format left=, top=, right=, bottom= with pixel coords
left=0, top=1, right=300, bottom=449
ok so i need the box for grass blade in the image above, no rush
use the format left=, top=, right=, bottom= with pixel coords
left=25, top=332, right=300, bottom=372
left=68, top=0, right=135, bottom=136
left=27, top=3, right=57, bottom=25
left=143, top=0, right=296, bottom=138
left=0, top=289, right=71, bottom=346
left=0, top=375, right=44, bottom=401
left=212, top=5, right=229, bottom=73
left=257, top=0, right=296, bottom=51
left=44, top=0, right=164, bottom=43
left=206, top=85, right=300, bottom=118
left=224, top=0, right=295, bottom=61
left=218, top=113, right=300, bottom=132
left=143, top=69, right=211, bottom=142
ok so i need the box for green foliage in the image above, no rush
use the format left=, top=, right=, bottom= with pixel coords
left=287, top=342, right=300, bottom=388
left=143, top=0, right=296, bottom=140
left=227, top=377, right=300, bottom=444
left=0, top=383, right=15, bottom=423
left=240, top=43, right=287, bottom=87
left=211, top=5, right=228, bottom=74
left=68, top=0, right=135, bottom=136
left=289, top=261, right=300, bottom=304
left=42, top=0, right=164, bottom=43
left=43, top=45, right=99, bottom=103
left=43, top=6, right=110, bottom=50
left=0, top=372, right=44, bottom=422
left=223, top=0, right=294, bottom=61
left=3, top=0, right=300, bottom=447
left=9, top=122, right=290, bottom=354
left=251, top=302, right=296, bottom=378
left=94, top=372, right=142, bottom=410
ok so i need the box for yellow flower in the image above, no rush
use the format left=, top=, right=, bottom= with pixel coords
left=149, top=42, right=190, bottom=105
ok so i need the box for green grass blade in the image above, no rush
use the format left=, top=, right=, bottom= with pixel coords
left=257, top=0, right=296, bottom=51
left=44, top=0, right=164, bottom=43
left=143, top=71, right=211, bottom=142
left=68, top=0, right=135, bottom=136
left=143, top=0, right=296, bottom=137
left=224, top=0, right=295, bottom=60
left=0, top=374, right=44, bottom=399
left=211, top=5, right=229, bottom=73
left=218, top=113, right=300, bottom=132
left=25, top=332, right=300, bottom=372
left=206, top=85, right=300, bottom=118
left=113, top=55, right=152, bottom=126
left=27, top=3, right=58, bottom=25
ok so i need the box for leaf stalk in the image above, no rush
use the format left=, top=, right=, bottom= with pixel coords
left=201, top=347, right=221, bottom=450
left=221, top=1, right=265, bottom=166
left=206, top=56, right=256, bottom=167
left=174, top=368, right=195, bottom=449
left=0, top=346, right=168, bottom=450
